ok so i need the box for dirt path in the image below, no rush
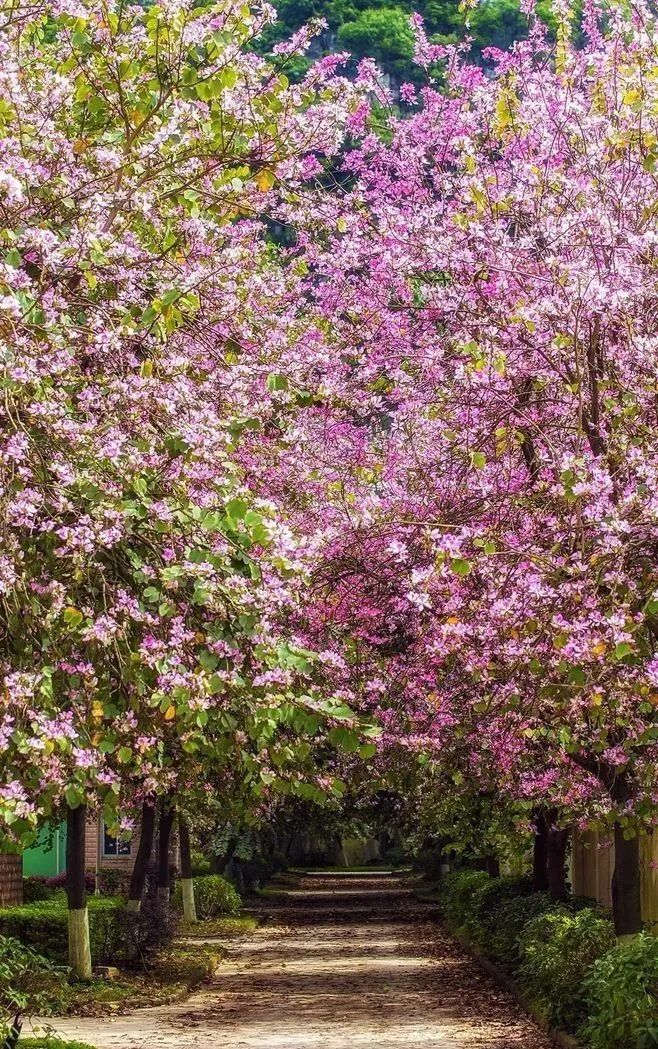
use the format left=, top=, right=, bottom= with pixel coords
left=32, top=873, right=554, bottom=1048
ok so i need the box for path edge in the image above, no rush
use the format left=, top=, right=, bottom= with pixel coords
left=451, top=930, right=581, bottom=1049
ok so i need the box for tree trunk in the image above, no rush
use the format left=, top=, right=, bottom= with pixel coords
left=127, top=799, right=156, bottom=914
left=66, top=803, right=92, bottom=980
left=610, top=775, right=642, bottom=937
left=485, top=856, right=501, bottom=878
left=212, top=837, right=237, bottom=875
left=157, top=797, right=175, bottom=905
left=178, top=815, right=197, bottom=923
left=612, top=823, right=642, bottom=936
left=532, top=809, right=549, bottom=892
left=547, top=825, right=569, bottom=902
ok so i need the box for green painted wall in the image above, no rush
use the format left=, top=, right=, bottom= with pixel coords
left=23, top=823, right=67, bottom=877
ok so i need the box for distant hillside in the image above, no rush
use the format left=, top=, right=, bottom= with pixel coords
left=260, top=1, right=558, bottom=83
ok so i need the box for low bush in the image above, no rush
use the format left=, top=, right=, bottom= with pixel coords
left=461, top=875, right=533, bottom=945
left=0, top=935, right=67, bottom=1040
left=485, top=891, right=559, bottom=967
left=581, top=932, right=658, bottom=1049
left=96, top=869, right=130, bottom=897
left=41, top=873, right=95, bottom=894
left=437, top=870, right=537, bottom=958
left=22, top=879, right=56, bottom=904
left=192, top=874, right=241, bottom=919
left=436, top=870, right=491, bottom=929
left=0, top=898, right=124, bottom=966
left=517, top=907, right=616, bottom=1030
left=173, top=875, right=241, bottom=920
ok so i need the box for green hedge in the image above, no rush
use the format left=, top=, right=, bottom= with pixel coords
left=0, top=897, right=124, bottom=965
left=485, top=892, right=558, bottom=967
left=436, top=870, right=491, bottom=929
left=435, top=869, right=658, bottom=1047
left=518, top=908, right=617, bottom=1030
left=581, top=933, right=658, bottom=1049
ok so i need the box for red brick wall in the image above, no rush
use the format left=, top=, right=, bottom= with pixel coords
left=0, top=854, right=22, bottom=906
left=84, top=816, right=178, bottom=875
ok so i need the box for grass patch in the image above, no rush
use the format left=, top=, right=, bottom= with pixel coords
left=33, top=942, right=221, bottom=1018
left=19, top=1040, right=96, bottom=1049
left=178, top=915, right=258, bottom=939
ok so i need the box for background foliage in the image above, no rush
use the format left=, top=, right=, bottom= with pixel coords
left=260, top=0, right=559, bottom=80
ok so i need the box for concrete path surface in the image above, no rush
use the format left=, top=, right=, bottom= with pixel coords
left=31, top=873, right=553, bottom=1048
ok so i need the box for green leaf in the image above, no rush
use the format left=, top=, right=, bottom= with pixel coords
left=266, top=372, right=289, bottom=392
left=470, top=451, right=486, bottom=470
left=63, top=607, right=84, bottom=628
left=328, top=727, right=360, bottom=753
left=225, top=498, right=248, bottom=521
left=450, top=558, right=471, bottom=577
left=65, top=786, right=83, bottom=808
left=568, top=666, right=586, bottom=685
left=198, top=650, right=219, bottom=672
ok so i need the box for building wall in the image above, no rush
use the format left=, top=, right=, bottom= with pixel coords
left=23, top=823, right=67, bottom=878
left=84, top=815, right=144, bottom=873
left=22, top=814, right=179, bottom=889
left=0, top=854, right=23, bottom=906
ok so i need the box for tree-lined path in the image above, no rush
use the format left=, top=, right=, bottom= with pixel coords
left=37, top=874, right=552, bottom=1049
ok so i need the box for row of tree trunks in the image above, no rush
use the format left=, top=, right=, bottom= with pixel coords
left=530, top=803, right=642, bottom=936
left=157, top=797, right=175, bottom=905
left=530, top=809, right=569, bottom=901
left=66, top=797, right=198, bottom=979
left=127, top=800, right=156, bottom=914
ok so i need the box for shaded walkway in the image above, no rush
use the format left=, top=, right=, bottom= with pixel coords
left=35, top=873, right=553, bottom=1048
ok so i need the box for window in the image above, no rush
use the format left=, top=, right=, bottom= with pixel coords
left=103, top=824, right=131, bottom=858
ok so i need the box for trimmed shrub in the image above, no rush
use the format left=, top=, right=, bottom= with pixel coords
left=581, top=933, right=658, bottom=1049
left=97, top=868, right=130, bottom=897
left=485, top=892, right=559, bottom=967
left=42, top=872, right=95, bottom=894
left=0, top=897, right=124, bottom=965
left=461, top=875, right=534, bottom=945
left=22, top=878, right=56, bottom=904
left=437, top=870, right=491, bottom=929
left=173, top=875, right=241, bottom=920
left=191, top=874, right=241, bottom=919
left=517, top=907, right=616, bottom=1029
left=437, top=871, right=536, bottom=954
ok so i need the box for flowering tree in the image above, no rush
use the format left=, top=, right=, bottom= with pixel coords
left=0, top=0, right=370, bottom=976
left=253, top=0, right=658, bottom=934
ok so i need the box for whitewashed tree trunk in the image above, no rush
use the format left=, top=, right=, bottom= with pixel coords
left=181, top=878, right=197, bottom=923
